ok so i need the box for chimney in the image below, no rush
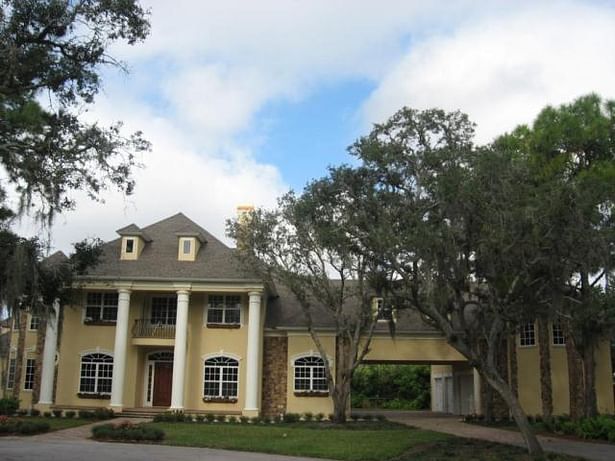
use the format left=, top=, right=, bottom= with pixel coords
left=235, top=204, right=254, bottom=249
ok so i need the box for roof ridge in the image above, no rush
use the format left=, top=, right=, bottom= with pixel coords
left=140, top=212, right=229, bottom=249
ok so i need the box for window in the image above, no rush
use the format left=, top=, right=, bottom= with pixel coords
left=79, top=353, right=113, bottom=395
left=206, top=295, right=241, bottom=325
left=373, top=298, right=394, bottom=322
left=203, top=356, right=239, bottom=400
left=182, top=239, right=191, bottom=254
left=125, top=238, right=135, bottom=254
left=552, top=321, right=566, bottom=346
left=7, top=358, right=16, bottom=389
left=85, top=292, right=119, bottom=323
left=151, top=296, right=177, bottom=325
left=294, top=356, right=328, bottom=393
left=29, top=315, right=40, bottom=330
left=24, top=358, right=35, bottom=390
left=519, top=322, right=536, bottom=347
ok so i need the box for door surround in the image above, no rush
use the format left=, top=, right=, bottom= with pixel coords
left=143, top=350, right=174, bottom=407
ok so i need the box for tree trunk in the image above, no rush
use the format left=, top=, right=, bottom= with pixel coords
left=582, top=343, right=598, bottom=418
left=564, top=323, right=585, bottom=419
left=537, top=318, right=553, bottom=419
left=332, top=379, right=351, bottom=423
left=484, top=372, right=544, bottom=456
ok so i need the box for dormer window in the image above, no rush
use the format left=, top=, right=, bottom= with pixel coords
left=372, top=297, right=395, bottom=322
left=176, top=231, right=206, bottom=261
left=116, top=223, right=151, bottom=260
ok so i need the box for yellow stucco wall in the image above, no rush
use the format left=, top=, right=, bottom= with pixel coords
left=9, top=314, right=39, bottom=407
left=364, top=335, right=466, bottom=363
left=516, top=338, right=542, bottom=416
left=286, top=334, right=335, bottom=415
left=550, top=342, right=570, bottom=415
left=595, top=341, right=614, bottom=414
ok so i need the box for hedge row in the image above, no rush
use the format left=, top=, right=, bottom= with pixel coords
left=153, top=410, right=387, bottom=424
left=92, top=422, right=164, bottom=442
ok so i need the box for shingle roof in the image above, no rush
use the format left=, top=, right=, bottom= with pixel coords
left=266, top=281, right=439, bottom=334
left=80, top=213, right=259, bottom=282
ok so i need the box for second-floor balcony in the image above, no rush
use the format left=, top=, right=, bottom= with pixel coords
left=132, top=319, right=176, bottom=339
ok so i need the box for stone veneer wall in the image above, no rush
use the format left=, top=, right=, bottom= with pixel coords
left=261, top=336, right=288, bottom=417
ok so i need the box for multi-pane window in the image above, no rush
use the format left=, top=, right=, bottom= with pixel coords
left=7, top=358, right=16, bottom=389
left=24, top=358, right=35, bottom=390
left=79, top=353, right=113, bottom=395
left=203, top=356, right=239, bottom=399
left=151, top=296, right=177, bottom=325
left=29, top=315, right=40, bottom=330
left=85, top=292, right=119, bottom=323
left=294, top=356, right=328, bottom=392
left=206, top=295, right=241, bottom=325
left=519, top=322, right=536, bottom=346
left=552, top=321, right=566, bottom=346
left=125, top=238, right=135, bottom=254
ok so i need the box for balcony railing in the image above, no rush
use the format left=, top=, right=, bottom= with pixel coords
left=132, top=319, right=176, bottom=339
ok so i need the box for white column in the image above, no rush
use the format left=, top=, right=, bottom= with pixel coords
left=244, top=291, right=262, bottom=414
left=38, top=299, right=60, bottom=405
left=110, top=288, right=131, bottom=409
left=170, top=290, right=190, bottom=410
left=473, top=368, right=482, bottom=415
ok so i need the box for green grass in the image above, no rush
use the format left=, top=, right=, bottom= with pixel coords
left=147, top=421, right=449, bottom=461
left=141, top=421, right=586, bottom=461
left=13, top=416, right=93, bottom=432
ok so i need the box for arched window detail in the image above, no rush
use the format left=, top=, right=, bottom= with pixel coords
left=79, top=353, right=113, bottom=395
left=203, top=356, right=239, bottom=400
left=294, top=356, right=328, bottom=392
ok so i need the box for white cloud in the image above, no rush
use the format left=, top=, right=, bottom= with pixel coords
left=362, top=2, right=615, bottom=143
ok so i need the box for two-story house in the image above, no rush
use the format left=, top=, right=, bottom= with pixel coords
left=4, top=212, right=614, bottom=418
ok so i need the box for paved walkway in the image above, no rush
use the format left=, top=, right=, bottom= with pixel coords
left=0, top=417, right=328, bottom=461
left=371, top=410, right=615, bottom=461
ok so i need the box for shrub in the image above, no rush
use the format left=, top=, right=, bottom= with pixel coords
left=0, top=398, right=19, bottom=416
left=375, top=414, right=387, bottom=422
left=327, top=413, right=335, bottom=421
left=94, top=408, right=114, bottom=420
left=261, top=416, right=271, bottom=424
left=92, top=422, right=164, bottom=442
left=205, top=413, right=216, bottom=423
left=78, top=410, right=95, bottom=419
left=363, top=413, right=374, bottom=421
left=284, top=412, right=300, bottom=423
left=195, top=414, right=205, bottom=423
left=303, top=412, right=313, bottom=422
left=314, top=413, right=324, bottom=422
left=30, top=409, right=41, bottom=417
left=239, top=416, right=249, bottom=424
left=227, top=415, right=238, bottom=424
left=16, top=409, right=28, bottom=416
left=0, top=420, right=50, bottom=435
left=44, top=412, right=52, bottom=418
left=350, top=413, right=361, bottom=421
left=65, top=411, right=76, bottom=418
left=52, top=410, right=63, bottom=418
left=273, top=414, right=283, bottom=423
left=154, top=411, right=187, bottom=423
left=250, top=416, right=261, bottom=424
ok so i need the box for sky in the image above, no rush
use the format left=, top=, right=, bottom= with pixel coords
left=15, top=0, right=615, bottom=253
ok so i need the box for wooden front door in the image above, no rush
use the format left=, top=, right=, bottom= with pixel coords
left=152, top=362, right=173, bottom=407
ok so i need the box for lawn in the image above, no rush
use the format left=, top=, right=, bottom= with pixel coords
left=144, top=421, right=585, bottom=461
left=147, top=421, right=447, bottom=461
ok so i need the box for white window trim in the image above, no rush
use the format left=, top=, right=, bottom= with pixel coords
left=204, top=294, right=242, bottom=326
left=519, top=321, right=536, bottom=348
left=202, top=354, right=240, bottom=400
left=291, top=353, right=329, bottom=394
left=23, top=357, right=36, bottom=391
left=82, top=292, right=119, bottom=324
left=551, top=321, right=566, bottom=347
left=28, top=314, right=40, bottom=331
left=6, top=356, right=16, bottom=390
left=142, top=350, right=174, bottom=407
left=77, top=347, right=115, bottom=395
